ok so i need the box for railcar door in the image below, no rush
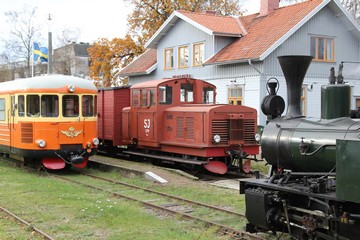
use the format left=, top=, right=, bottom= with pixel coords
left=136, top=89, right=157, bottom=147
left=8, top=95, right=15, bottom=153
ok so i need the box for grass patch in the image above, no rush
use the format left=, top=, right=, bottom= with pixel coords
left=0, top=161, right=238, bottom=239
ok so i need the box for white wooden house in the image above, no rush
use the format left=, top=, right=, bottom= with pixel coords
left=120, top=0, right=360, bottom=125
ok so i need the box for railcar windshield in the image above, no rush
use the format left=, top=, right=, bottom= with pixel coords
left=27, top=95, right=40, bottom=117
left=82, top=95, right=95, bottom=116
left=63, top=95, right=79, bottom=117
left=41, top=95, right=59, bottom=117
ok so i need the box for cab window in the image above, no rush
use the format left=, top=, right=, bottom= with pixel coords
left=140, top=89, right=156, bottom=107
left=203, top=87, right=215, bottom=103
left=63, top=95, right=79, bottom=117
left=180, top=83, right=193, bottom=102
left=41, top=95, right=59, bottom=117
left=132, top=90, right=139, bottom=107
left=159, top=86, right=172, bottom=104
left=27, top=95, right=40, bottom=117
left=82, top=95, right=94, bottom=117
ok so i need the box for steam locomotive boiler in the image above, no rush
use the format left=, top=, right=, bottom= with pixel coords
left=241, top=56, right=360, bottom=240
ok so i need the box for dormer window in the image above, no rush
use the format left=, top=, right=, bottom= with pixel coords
left=164, top=48, right=174, bottom=70
left=310, top=36, right=334, bottom=62
left=193, top=42, right=204, bottom=66
left=178, top=45, right=189, bottom=68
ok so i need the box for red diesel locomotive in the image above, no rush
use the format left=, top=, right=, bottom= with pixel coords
left=97, top=77, right=259, bottom=174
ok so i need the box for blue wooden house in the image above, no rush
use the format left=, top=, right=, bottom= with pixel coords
left=120, top=0, right=360, bottom=125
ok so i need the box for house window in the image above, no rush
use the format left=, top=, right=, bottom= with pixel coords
left=310, top=36, right=334, bottom=62
left=301, top=85, right=306, bottom=115
left=178, top=46, right=189, bottom=68
left=193, top=42, right=204, bottom=66
left=228, top=87, right=242, bottom=105
left=164, top=48, right=174, bottom=70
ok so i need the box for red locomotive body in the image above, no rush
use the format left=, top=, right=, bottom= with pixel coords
left=98, top=77, right=259, bottom=174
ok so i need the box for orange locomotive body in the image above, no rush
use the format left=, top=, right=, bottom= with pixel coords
left=0, top=75, right=99, bottom=170
left=98, top=77, right=259, bottom=174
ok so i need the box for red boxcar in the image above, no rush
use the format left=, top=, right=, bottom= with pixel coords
left=97, top=86, right=130, bottom=155
left=98, top=77, right=259, bottom=174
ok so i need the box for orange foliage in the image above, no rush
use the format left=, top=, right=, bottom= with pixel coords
left=88, top=35, right=143, bottom=87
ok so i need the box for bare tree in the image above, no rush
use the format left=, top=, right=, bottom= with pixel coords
left=341, top=0, right=360, bottom=22
left=3, top=5, right=42, bottom=78
left=56, top=27, right=82, bottom=47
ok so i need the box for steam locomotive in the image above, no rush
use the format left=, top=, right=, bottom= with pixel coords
left=241, top=56, right=360, bottom=239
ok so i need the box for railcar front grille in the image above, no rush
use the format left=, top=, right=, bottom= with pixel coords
left=21, top=123, right=33, bottom=144
left=243, top=119, right=256, bottom=144
left=212, top=120, right=229, bottom=144
left=212, top=119, right=256, bottom=144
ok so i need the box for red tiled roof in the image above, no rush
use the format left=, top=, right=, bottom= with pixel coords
left=119, top=49, right=157, bottom=76
left=177, top=10, right=246, bottom=36
left=205, top=0, right=323, bottom=64
left=121, top=0, right=324, bottom=76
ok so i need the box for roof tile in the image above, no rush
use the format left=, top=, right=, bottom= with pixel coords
left=119, top=49, right=157, bottom=76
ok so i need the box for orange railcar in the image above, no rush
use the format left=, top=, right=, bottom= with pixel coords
left=0, top=75, right=99, bottom=170
left=98, top=77, right=259, bottom=174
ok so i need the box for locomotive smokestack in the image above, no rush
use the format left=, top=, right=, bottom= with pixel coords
left=277, top=55, right=312, bottom=118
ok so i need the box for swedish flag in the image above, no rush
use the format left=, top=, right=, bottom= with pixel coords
left=33, top=42, right=48, bottom=62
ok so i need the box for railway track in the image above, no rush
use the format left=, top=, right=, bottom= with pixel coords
left=0, top=206, right=55, bottom=240
left=52, top=170, right=264, bottom=240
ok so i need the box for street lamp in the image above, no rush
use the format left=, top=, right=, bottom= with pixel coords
left=47, top=14, right=53, bottom=74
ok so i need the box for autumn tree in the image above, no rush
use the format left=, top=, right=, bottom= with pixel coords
left=88, top=35, right=143, bottom=87
left=127, top=0, right=243, bottom=45
left=88, top=0, right=244, bottom=87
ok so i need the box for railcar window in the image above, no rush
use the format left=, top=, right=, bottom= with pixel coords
left=41, top=95, right=59, bottom=117
left=0, top=98, right=5, bottom=121
left=82, top=95, right=94, bottom=116
left=94, top=95, right=97, bottom=115
left=63, top=95, right=79, bottom=117
left=180, top=83, right=193, bottom=102
left=26, top=95, right=40, bottom=117
left=159, top=86, right=172, bottom=104
left=18, top=96, right=25, bottom=117
left=203, top=87, right=215, bottom=104
left=132, top=90, right=139, bottom=107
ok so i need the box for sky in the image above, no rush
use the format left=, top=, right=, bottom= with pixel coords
left=0, top=0, right=260, bottom=50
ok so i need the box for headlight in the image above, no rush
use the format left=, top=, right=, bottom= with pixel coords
left=36, top=139, right=46, bottom=148
left=68, top=84, right=76, bottom=93
left=255, top=133, right=261, bottom=143
left=92, top=138, right=99, bottom=146
left=213, top=135, right=221, bottom=143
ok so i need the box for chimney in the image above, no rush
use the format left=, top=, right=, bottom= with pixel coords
left=203, top=10, right=216, bottom=16
left=259, top=0, right=279, bottom=16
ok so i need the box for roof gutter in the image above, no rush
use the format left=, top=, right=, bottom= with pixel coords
left=248, top=59, right=262, bottom=74
left=204, top=58, right=260, bottom=66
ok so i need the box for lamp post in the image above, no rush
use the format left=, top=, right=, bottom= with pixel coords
left=47, top=14, right=53, bottom=74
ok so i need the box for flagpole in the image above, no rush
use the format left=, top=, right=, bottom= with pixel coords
left=32, top=42, right=34, bottom=77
